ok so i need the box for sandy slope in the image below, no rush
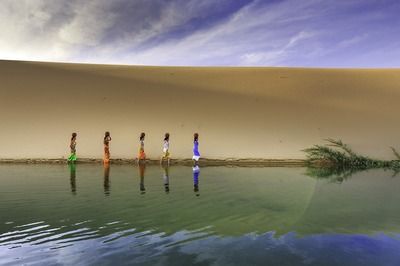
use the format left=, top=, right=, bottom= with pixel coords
left=0, top=60, right=399, bottom=160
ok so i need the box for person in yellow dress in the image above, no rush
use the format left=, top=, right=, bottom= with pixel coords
left=160, top=133, right=170, bottom=165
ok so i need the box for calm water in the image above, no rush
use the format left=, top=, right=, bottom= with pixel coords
left=1, top=164, right=400, bottom=266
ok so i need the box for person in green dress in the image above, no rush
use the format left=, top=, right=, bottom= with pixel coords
left=68, top=133, right=77, bottom=162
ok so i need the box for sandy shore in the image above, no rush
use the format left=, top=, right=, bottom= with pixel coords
left=1, top=60, right=400, bottom=160
left=0, top=158, right=306, bottom=167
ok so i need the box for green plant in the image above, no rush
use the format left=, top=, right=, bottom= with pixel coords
left=303, top=139, right=400, bottom=179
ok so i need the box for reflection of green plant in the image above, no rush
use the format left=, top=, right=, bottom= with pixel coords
left=303, top=139, right=400, bottom=180
left=304, top=166, right=359, bottom=183
left=392, top=168, right=400, bottom=178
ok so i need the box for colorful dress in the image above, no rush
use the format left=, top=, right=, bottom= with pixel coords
left=68, top=140, right=77, bottom=162
left=192, top=140, right=200, bottom=161
left=138, top=140, right=146, bottom=160
left=104, top=137, right=111, bottom=163
left=162, top=140, right=170, bottom=159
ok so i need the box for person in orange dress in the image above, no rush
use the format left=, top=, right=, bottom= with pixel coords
left=137, top=132, right=146, bottom=163
left=103, top=131, right=112, bottom=164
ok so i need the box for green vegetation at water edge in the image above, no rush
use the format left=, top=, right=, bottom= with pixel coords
left=303, top=139, right=400, bottom=179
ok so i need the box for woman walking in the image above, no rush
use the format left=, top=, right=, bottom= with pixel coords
left=192, top=133, right=200, bottom=165
left=137, top=132, right=146, bottom=163
left=161, top=133, right=170, bottom=165
left=103, top=131, right=112, bottom=164
left=68, top=133, right=77, bottom=162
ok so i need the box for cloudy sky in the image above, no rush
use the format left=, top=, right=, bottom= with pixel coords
left=0, top=0, right=399, bottom=67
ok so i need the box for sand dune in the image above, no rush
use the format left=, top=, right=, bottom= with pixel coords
left=0, top=60, right=399, bottom=160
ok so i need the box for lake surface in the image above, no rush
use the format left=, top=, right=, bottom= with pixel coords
left=1, top=164, right=400, bottom=266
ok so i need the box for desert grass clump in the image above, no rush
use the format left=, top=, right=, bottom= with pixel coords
left=303, top=139, right=400, bottom=178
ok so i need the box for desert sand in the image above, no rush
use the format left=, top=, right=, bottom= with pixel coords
left=0, top=60, right=399, bottom=160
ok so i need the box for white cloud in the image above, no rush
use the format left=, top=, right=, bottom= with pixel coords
left=107, top=1, right=320, bottom=66
left=240, top=31, right=316, bottom=65
left=58, top=1, right=117, bottom=46
left=0, top=0, right=70, bottom=61
left=337, top=34, right=369, bottom=49
left=0, top=0, right=398, bottom=66
left=0, top=0, right=233, bottom=63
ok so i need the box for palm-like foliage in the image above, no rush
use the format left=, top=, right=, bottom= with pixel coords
left=391, top=147, right=400, bottom=160
left=303, top=139, right=400, bottom=179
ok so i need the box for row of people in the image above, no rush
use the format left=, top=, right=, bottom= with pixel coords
left=68, top=132, right=201, bottom=164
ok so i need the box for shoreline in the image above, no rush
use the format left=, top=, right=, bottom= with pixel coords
left=0, top=158, right=306, bottom=167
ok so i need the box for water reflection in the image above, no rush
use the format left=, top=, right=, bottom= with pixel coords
left=162, top=164, right=170, bottom=193
left=104, top=164, right=110, bottom=196
left=193, top=165, right=200, bottom=196
left=3, top=165, right=400, bottom=265
left=69, top=163, right=76, bottom=195
left=139, top=162, right=146, bottom=194
left=305, top=166, right=400, bottom=183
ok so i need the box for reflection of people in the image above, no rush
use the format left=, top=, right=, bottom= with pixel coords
left=103, top=132, right=112, bottom=164
left=104, top=163, right=110, bottom=196
left=139, top=162, right=146, bottom=194
left=193, top=165, right=200, bottom=196
left=69, top=163, right=77, bottom=195
left=192, top=133, right=200, bottom=165
left=68, top=133, right=77, bottom=162
left=137, top=132, right=146, bottom=163
left=162, top=164, right=170, bottom=193
left=160, top=133, right=170, bottom=165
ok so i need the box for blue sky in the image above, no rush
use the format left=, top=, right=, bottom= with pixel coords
left=0, top=0, right=399, bottom=67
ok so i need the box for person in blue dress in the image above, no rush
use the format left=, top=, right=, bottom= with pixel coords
left=192, top=133, right=200, bottom=165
